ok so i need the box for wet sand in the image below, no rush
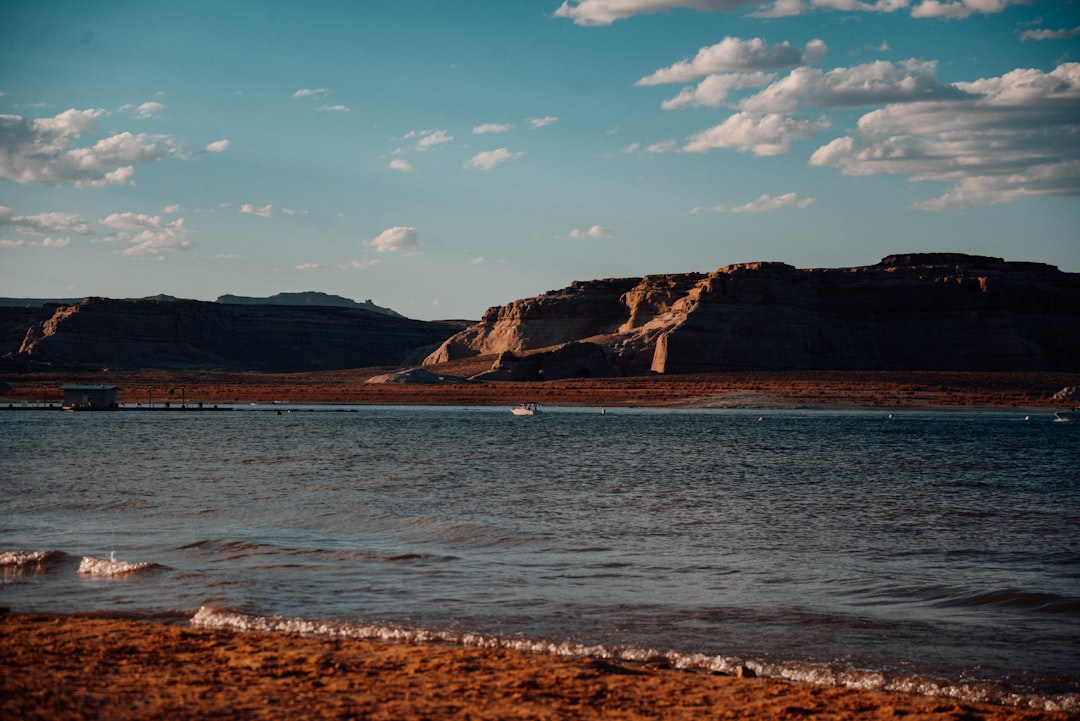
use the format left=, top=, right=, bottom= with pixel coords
left=2, top=613, right=1071, bottom=721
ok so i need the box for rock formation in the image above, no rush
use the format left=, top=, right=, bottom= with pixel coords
left=424, top=254, right=1080, bottom=376
left=8, top=297, right=462, bottom=371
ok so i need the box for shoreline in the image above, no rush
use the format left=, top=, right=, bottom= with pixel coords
left=2, top=612, right=1073, bottom=720
left=3, top=368, right=1078, bottom=411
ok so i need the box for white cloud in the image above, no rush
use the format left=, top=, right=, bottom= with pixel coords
left=563, top=225, right=617, bottom=239
left=240, top=203, right=273, bottom=217
left=555, top=0, right=759, bottom=25
left=317, top=104, right=350, bottom=112
left=164, top=204, right=181, bottom=213
left=203, top=139, right=230, bottom=153
left=471, top=257, right=487, bottom=264
left=406, top=129, right=454, bottom=151
left=465, top=148, right=525, bottom=170
left=718, top=192, right=816, bottom=212
left=637, top=37, right=826, bottom=86
left=346, top=258, right=382, bottom=270
left=296, top=263, right=322, bottom=271
left=388, top=158, right=415, bottom=172
left=911, top=0, right=1026, bottom=19
left=646, top=139, right=678, bottom=153
left=809, top=63, right=1080, bottom=209
left=474, top=123, right=514, bottom=134
left=0, top=108, right=177, bottom=187
left=528, top=116, right=559, bottom=129
left=136, top=101, right=164, bottom=119
left=0, top=239, right=26, bottom=247
left=99, top=212, right=192, bottom=255
left=684, top=111, right=829, bottom=155
left=0, top=207, right=94, bottom=244
left=661, top=72, right=775, bottom=109
left=1021, top=26, right=1080, bottom=41
left=738, top=60, right=965, bottom=113
left=293, top=88, right=330, bottom=98
left=371, top=226, right=419, bottom=253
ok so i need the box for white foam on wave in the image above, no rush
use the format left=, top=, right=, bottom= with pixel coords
left=1, top=550, right=52, bottom=567
left=77, top=552, right=155, bottom=577
left=189, top=606, right=1078, bottom=713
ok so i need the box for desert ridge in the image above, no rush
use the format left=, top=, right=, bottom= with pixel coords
left=1, top=613, right=1071, bottom=721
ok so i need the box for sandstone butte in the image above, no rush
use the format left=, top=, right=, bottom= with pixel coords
left=2, top=254, right=1077, bottom=388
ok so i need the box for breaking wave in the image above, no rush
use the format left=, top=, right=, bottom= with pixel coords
left=77, top=553, right=163, bottom=577
left=190, top=606, right=1078, bottom=713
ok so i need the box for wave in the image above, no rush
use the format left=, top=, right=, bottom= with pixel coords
left=190, top=606, right=1078, bottom=713
left=176, top=539, right=454, bottom=564
left=77, top=553, right=164, bottom=577
left=0, top=550, right=66, bottom=575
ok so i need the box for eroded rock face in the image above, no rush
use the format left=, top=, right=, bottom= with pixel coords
left=424, top=255, right=1080, bottom=374
left=11, top=297, right=460, bottom=371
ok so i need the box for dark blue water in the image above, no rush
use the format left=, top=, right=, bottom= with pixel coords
left=2, top=406, right=1077, bottom=710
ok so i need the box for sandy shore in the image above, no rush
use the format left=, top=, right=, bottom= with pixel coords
left=1, top=613, right=1072, bottom=721
left=3, top=368, right=1078, bottom=410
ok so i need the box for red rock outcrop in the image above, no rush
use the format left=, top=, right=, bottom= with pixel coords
left=423, top=254, right=1080, bottom=375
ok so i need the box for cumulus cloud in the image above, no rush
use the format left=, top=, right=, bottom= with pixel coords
left=240, top=203, right=273, bottom=217
left=738, top=59, right=967, bottom=113
left=0, top=206, right=91, bottom=234
left=562, top=225, right=617, bottom=239
left=100, top=212, right=193, bottom=255
left=555, top=0, right=759, bottom=25
left=718, top=192, right=816, bottom=212
left=133, top=101, right=164, bottom=119
left=638, top=37, right=826, bottom=86
left=203, top=139, right=230, bottom=153
left=661, top=72, right=775, bottom=109
left=684, top=111, right=829, bottom=155
left=465, top=148, right=525, bottom=170
left=528, top=116, right=559, bottom=129
left=388, top=158, right=415, bottom=172
left=0, top=108, right=178, bottom=187
left=474, top=123, right=514, bottom=134
left=910, top=0, right=1027, bottom=19
left=371, top=226, right=419, bottom=253
left=406, top=129, right=454, bottom=151
left=809, top=63, right=1080, bottom=209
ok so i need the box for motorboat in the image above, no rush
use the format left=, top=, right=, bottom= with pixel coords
left=511, top=402, right=541, bottom=416
left=1054, top=408, right=1075, bottom=422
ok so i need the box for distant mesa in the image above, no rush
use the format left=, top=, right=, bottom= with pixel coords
left=2, top=254, right=1077, bottom=376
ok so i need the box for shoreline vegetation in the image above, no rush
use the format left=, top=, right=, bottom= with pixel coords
left=3, top=367, right=1079, bottom=411
left=1, top=613, right=1072, bottom=721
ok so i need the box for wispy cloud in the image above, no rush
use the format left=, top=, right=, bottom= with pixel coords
left=239, top=203, right=273, bottom=218
left=1021, top=25, right=1080, bottom=41
left=388, top=158, right=415, bottom=172
left=293, top=88, right=330, bottom=98
left=717, top=192, right=815, bottom=212
left=405, top=129, right=454, bottom=151
left=555, top=0, right=753, bottom=26
left=559, top=225, right=617, bottom=240
left=473, top=123, right=514, bottom=134
left=317, top=104, right=350, bottom=112
left=465, top=148, right=524, bottom=170
left=528, top=116, right=559, bottom=129
left=203, top=139, right=230, bottom=153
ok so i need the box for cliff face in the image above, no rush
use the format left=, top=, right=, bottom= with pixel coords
left=9, top=297, right=461, bottom=371
left=423, top=255, right=1080, bottom=375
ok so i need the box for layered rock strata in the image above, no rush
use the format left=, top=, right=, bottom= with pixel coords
left=424, top=254, right=1080, bottom=376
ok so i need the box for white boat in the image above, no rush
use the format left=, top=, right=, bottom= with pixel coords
left=511, top=402, right=541, bottom=416
left=1053, top=409, right=1075, bottom=422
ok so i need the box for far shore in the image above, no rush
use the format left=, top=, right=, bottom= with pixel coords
left=2, top=367, right=1077, bottom=412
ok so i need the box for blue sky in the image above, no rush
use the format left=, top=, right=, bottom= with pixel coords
left=2, top=0, right=1078, bottom=320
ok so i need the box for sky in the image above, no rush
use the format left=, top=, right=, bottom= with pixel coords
left=1, top=0, right=1078, bottom=321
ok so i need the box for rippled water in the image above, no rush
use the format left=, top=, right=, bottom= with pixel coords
left=2, top=406, right=1077, bottom=709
